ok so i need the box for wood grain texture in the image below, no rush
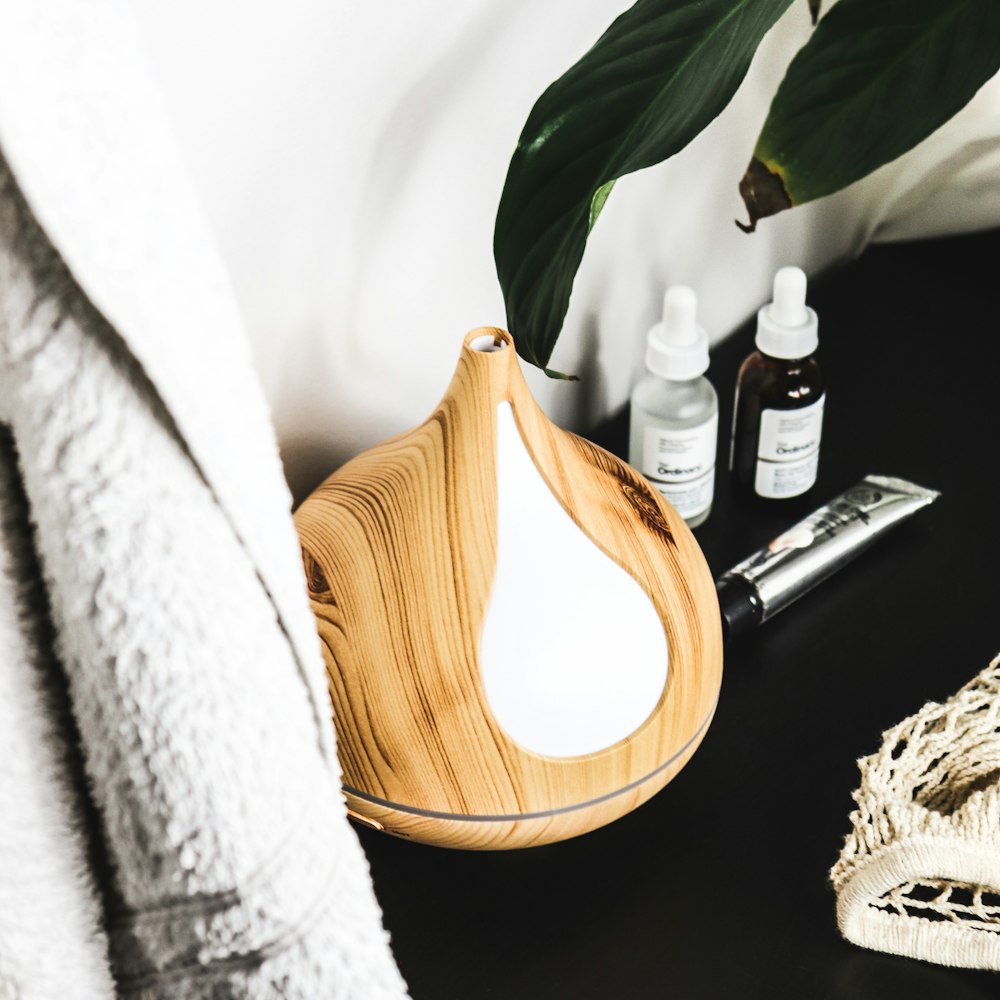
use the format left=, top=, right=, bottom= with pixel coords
left=295, top=328, right=723, bottom=849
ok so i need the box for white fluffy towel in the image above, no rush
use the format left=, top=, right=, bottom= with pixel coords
left=0, top=427, right=116, bottom=1000
left=0, top=1, right=409, bottom=997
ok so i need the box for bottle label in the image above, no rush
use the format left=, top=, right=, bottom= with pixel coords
left=754, top=395, right=825, bottom=498
left=642, top=413, right=718, bottom=520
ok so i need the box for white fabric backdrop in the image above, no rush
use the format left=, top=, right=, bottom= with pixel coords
left=130, top=0, right=1000, bottom=500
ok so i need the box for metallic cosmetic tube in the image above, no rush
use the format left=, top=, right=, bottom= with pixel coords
left=716, top=475, right=940, bottom=641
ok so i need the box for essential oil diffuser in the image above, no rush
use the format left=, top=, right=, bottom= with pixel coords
left=295, top=328, right=723, bottom=849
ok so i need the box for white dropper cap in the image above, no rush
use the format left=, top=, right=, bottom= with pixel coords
left=645, top=285, right=710, bottom=381
left=755, top=266, right=819, bottom=360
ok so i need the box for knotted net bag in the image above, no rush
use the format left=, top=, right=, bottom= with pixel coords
left=832, top=653, right=1000, bottom=970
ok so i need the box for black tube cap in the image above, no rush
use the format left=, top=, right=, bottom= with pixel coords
left=716, top=575, right=764, bottom=643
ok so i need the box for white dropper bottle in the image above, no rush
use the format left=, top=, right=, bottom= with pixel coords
left=629, top=286, right=718, bottom=528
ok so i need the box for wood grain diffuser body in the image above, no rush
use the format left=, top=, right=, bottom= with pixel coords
left=295, top=328, right=723, bottom=849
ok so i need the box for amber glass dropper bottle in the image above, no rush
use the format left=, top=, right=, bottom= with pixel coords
left=730, top=267, right=825, bottom=502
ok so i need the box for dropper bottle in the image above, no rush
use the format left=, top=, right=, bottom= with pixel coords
left=629, top=286, right=718, bottom=528
left=730, top=266, right=825, bottom=501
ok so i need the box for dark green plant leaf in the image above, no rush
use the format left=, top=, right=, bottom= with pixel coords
left=494, top=0, right=794, bottom=377
left=807, top=0, right=821, bottom=26
left=740, top=0, right=1000, bottom=232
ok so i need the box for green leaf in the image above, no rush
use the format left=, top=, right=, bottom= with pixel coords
left=494, top=0, right=794, bottom=376
left=740, top=0, right=1000, bottom=232
left=588, top=180, right=616, bottom=233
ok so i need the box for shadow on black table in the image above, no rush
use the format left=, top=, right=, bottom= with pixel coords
left=357, top=229, right=1000, bottom=1000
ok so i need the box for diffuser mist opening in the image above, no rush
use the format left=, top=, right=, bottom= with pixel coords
left=469, top=334, right=507, bottom=353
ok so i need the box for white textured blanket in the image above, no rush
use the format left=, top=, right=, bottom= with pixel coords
left=0, top=1, right=408, bottom=996
left=0, top=426, right=115, bottom=1000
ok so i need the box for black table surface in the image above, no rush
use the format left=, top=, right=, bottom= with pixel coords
left=356, top=229, right=1000, bottom=999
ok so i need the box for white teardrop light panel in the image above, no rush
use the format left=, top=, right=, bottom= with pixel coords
left=480, top=402, right=669, bottom=758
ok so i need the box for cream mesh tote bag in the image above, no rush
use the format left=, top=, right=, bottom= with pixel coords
left=832, top=653, right=1000, bottom=970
